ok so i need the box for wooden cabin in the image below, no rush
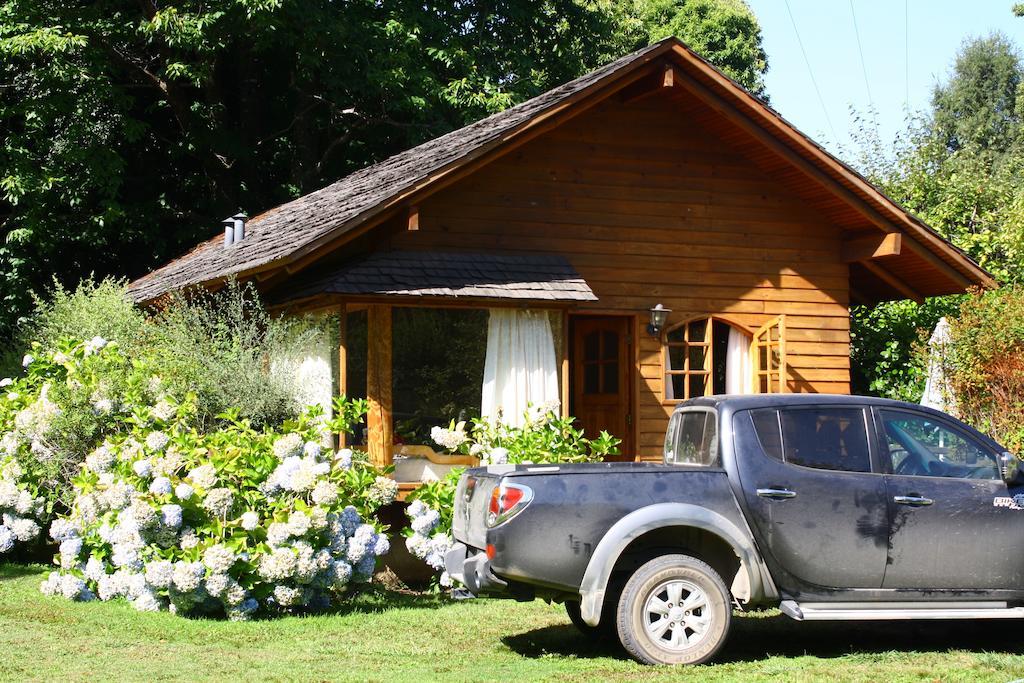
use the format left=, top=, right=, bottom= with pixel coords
left=129, top=37, right=993, bottom=480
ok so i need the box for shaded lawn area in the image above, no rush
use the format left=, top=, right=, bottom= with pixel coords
left=1, top=564, right=1022, bottom=682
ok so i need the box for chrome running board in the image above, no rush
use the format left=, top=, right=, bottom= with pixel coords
left=780, top=600, right=1024, bottom=621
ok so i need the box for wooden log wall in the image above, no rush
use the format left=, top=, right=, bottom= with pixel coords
left=387, top=94, right=851, bottom=459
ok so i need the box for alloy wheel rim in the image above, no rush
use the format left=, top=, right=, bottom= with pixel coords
left=642, top=578, right=712, bottom=652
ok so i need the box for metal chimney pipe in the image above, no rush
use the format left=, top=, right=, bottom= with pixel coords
left=232, top=213, right=247, bottom=243
left=223, top=218, right=235, bottom=247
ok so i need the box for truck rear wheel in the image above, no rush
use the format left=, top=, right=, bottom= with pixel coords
left=616, top=554, right=731, bottom=665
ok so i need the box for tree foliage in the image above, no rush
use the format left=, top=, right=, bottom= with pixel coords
left=851, top=33, right=1024, bottom=400
left=0, top=0, right=766, bottom=343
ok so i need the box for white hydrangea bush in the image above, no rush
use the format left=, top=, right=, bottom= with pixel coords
left=0, top=456, right=45, bottom=554
left=40, top=404, right=397, bottom=619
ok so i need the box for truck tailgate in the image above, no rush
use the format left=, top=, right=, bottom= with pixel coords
left=452, top=468, right=506, bottom=549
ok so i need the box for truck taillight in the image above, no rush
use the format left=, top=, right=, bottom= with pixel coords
left=486, top=482, right=533, bottom=527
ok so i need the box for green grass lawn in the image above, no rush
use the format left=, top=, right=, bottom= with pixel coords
left=1, top=563, right=1022, bottom=682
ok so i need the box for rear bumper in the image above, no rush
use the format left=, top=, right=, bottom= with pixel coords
left=444, top=542, right=509, bottom=595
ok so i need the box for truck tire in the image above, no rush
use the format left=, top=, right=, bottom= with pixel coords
left=615, top=554, right=731, bottom=665
left=564, top=600, right=617, bottom=641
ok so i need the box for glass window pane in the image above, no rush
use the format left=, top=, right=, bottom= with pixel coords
left=602, top=331, right=618, bottom=361
left=751, top=409, right=783, bottom=461
left=670, top=375, right=685, bottom=400
left=688, top=319, right=708, bottom=343
left=779, top=408, right=871, bottom=473
left=584, top=331, right=600, bottom=362
left=667, top=345, right=686, bottom=372
left=667, top=326, right=685, bottom=343
left=667, top=410, right=718, bottom=466
left=688, top=344, right=707, bottom=372
left=584, top=363, right=600, bottom=394
left=603, top=362, right=619, bottom=394
left=688, top=373, right=707, bottom=398
left=879, top=410, right=999, bottom=479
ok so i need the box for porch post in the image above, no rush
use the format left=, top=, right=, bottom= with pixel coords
left=366, top=304, right=393, bottom=468
left=336, top=303, right=347, bottom=448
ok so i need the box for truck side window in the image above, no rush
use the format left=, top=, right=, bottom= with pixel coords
left=665, top=410, right=718, bottom=466
left=752, top=407, right=871, bottom=473
left=878, top=410, right=999, bottom=480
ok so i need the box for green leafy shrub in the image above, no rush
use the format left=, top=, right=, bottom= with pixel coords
left=406, top=408, right=619, bottom=584
left=940, top=287, right=1024, bottom=451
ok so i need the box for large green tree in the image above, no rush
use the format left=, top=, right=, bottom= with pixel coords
left=851, top=31, right=1024, bottom=398
left=0, top=0, right=766, bottom=342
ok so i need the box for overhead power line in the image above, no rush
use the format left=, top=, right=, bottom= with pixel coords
left=849, top=0, right=880, bottom=136
left=783, top=0, right=839, bottom=145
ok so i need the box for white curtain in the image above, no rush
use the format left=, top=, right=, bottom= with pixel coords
left=725, top=326, right=752, bottom=395
left=481, top=309, right=560, bottom=427
left=921, top=317, right=956, bottom=414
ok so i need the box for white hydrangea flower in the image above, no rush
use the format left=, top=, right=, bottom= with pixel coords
left=161, top=504, right=183, bottom=529
left=22, top=354, right=33, bottom=368
left=334, top=449, right=353, bottom=470
left=132, top=459, right=153, bottom=479
left=144, top=559, right=174, bottom=589
left=131, top=589, right=162, bottom=612
left=145, top=431, right=170, bottom=452
left=179, top=527, right=200, bottom=550
left=151, top=400, right=176, bottom=422
left=0, top=481, right=19, bottom=509
left=302, top=441, right=322, bottom=459
left=0, top=525, right=15, bottom=553
left=85, top=557, right=107, bottom=583
left=9, top=516, right=39, bottom=542
left=202, top=488, right=234, bottom=518
left=430, top=424, right=468, bottom=451
left=204, top=572, right=232, bottom=598
left=149, top=477, right=172, bottom=496
left=91, top=398, right=114, bottom=415
left=258, top=547, right=297, bottom=581
left=272, top=433, right=303, bottom=460
left=0, top=378, right=11, bottom=388
left=287, top=511, right=311, bottom=537
left=171, top=561, right=206, bottom=593
left=174, top=483, right=194, bottom=501
left=224, top=581, right=247, bottom=607
left=367, top=476, right=398, bottom=507
left=153, top=448, right=183, bottom=477
left=240, top=511, right=259, bottom=531
left=272, top=584, right=302, bottom=607
left=188, top=464, right=217, bottom=490
left=266, top=522, right=291, bottom=547
left=410, top=508, right=440, bottom=535
left=48, top=518, right=78, bottom=542
left=83, top=336, right=108, bottom=355
left=101, top=481, right=136, bottom=511
left=203, top=544, right=236, bottom=574
left=227, top=597, right=259, bottom=621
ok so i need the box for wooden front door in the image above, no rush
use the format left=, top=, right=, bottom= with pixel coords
left=571, top=315, right=633, bottom=459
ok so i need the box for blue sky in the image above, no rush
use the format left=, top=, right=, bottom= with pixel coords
left=745, top=0, right=1024, bottom=157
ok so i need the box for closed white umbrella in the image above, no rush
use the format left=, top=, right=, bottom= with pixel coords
left=920, top=317, right=956, bottom=415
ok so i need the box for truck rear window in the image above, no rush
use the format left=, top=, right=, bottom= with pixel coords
left=664, top=410, right=718, bottom=466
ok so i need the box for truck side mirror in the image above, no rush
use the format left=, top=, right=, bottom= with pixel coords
left=1000, top=452, right=1021, bottom=485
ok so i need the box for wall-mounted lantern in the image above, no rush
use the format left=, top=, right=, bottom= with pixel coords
left=647, top=304, right=671, bottom=337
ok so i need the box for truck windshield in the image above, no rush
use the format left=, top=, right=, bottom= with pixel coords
left=665, top=409, right=718, bottom=466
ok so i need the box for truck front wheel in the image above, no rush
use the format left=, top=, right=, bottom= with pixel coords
left=615, top=554, right=731, bottom=665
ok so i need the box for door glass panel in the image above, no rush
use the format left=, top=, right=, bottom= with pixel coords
left=879, top=410, right=999, bottom=479
left=602, top=332, right=618, bottom=360
left=583, top=363, right=600, bottom=395
left=778, top=408, right=871, bottom=473
left=584, top=331, right=600, bottom=362
left=603, top=362, right=618, bottom=393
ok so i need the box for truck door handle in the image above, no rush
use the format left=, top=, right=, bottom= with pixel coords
left=894, top=495, right=933, bottom=507
left=756, top=488, right=797, bottom=500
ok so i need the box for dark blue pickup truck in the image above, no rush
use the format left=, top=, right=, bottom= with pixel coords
left=445, top=394, right=1024, bottom=665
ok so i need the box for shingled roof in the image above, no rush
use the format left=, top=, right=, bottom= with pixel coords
left=270, top=251, right=597, bottom=304
left=129, top=36, right=995, bottom=304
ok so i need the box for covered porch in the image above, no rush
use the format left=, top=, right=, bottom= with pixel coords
left=272, top=250, right=603, bottom=495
